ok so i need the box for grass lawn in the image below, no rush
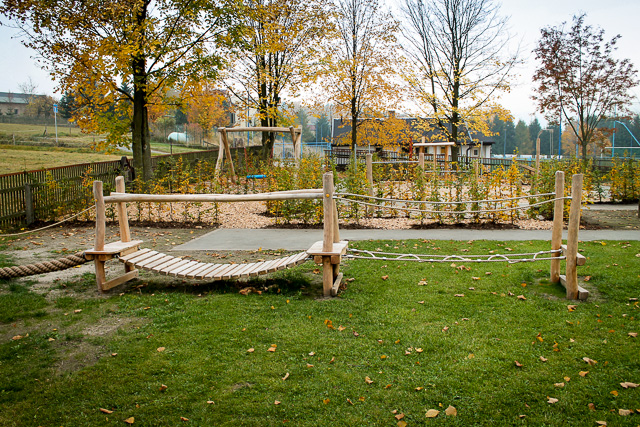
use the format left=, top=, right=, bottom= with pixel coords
left=0, top=239, right=638, bottom=426
left=0, top=145, right=125, bottom=174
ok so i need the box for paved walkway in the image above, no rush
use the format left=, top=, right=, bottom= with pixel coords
left=176, top=228, right=640, bottom=251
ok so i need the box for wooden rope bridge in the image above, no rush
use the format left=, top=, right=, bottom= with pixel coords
left=85, top=172, right=346, bottom=297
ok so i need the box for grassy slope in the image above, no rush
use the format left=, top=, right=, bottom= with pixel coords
left=0, top=240, right=638, bottom=426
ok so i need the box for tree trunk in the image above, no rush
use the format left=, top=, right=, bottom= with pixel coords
left=132, top=60, right=152, bottom=181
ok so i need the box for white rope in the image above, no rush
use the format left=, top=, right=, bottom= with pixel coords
left=346, top=248, right=564, bottom=264
left=336, top=191, right=559, bottom=205
left=334, top=196, right=564, bottom=215
left=0, top=205, right=95, bottom=237
left=371, top=160, right=419, bottom=164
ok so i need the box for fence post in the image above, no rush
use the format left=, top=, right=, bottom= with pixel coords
left=550, top=171, right=564, bottom=283
left=419, top=151, right=424, bottom=169
left=322, top=172, right=335, bottom=296
left=24, top=183, right=34, bottom=226
left=566, top=173, right=583, bottom=299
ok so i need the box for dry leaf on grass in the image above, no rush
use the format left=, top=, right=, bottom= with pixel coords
left=517, top=295, right=527, bottom=300
left=579, top=371, right=589, bottom=377
left=547, top=397, right=558, bottom=404
left=157, top=347, right=165, bottom=352
left=583, top=357, right=597, bottom=366
left=567, top=305, right=577, bottom=312
left=365, top=376, right=374, bottom=384
left=445, top=405, right=457, bottom=416
left=99, top=408, right=113, bottom=414
left=159, top=384, right=168, bottom=392
left=515, top=360, right=523, bottom=367
left=247, top=348, right=254, bottom=353
left=397, top=421, right=407, bottom=427
left=628, top=332, right=638, bottom=338
left=539, top=356, right=548, bottom=362
left=619, top=409, right=632, bottom=416
left=382, top=275, right=389, bottom=280
left=454, top=294, right=465, bottom=297
left=282, top=373, right=289, bottom=381
left=180, top=417, right=189, bottom=421
left=124, top=417, right=135, bottom=424
left=274, top=400, right=281, bottom=405
left=620, top=382, right=639, bottom=388
left=596, top=422, right=607, bottom=426
left=267, top=345, right=277, bottom=352
left=323, top=398, right=330, bottom=404
left=554, top=383, right=565, bottom=388
left=395, top=413, right=405, bottom=420
left=588, top=403, right=596, bottom=411
left=610, top=390, right=619, bottom=396
left=425, top=409, right=440, bottom=418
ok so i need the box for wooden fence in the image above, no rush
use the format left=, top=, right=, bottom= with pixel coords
left=0, top=149, right=222, bottom=231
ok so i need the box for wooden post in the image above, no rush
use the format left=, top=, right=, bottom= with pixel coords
left=115, top=176, right=131, bottom=243
left=565, top=173, right=583, bottom=299
left=473, top=161, right=479, bottom=182
left=24, top=183, right=34, bottom=226
left=93, top=181, right=105, bottom=252
left=366, top=153, right=373, bottom=217
left=418, top=151, right=424, bottom=169
left=221, top=129, right=236, bottom=183
left=215, top=128, right=225, bottom=175
left=550, top=171, right=564, bottom=283
left=322, top=172, right=334, bottom=253
left=445, top=145, right=451, bottom=171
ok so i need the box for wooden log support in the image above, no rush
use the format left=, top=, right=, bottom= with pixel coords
left=221, top=129, right=236, bottom=183
left=215, top=131, right=225, bottom=175
left=565, top=173, right=583, bottom=300
left=418, top=151, right=425, bottom=169
left=115, top=176, right=131, bottom=243
left=323, top=172, right=334, bottom=253
left=550, top=171, right=564, bottom=283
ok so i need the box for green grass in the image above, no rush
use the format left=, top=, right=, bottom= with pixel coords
left=0, top=240, right=638, bottom=426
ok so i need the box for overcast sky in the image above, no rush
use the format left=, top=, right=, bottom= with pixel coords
left=1, top=0, right=639, bottom=124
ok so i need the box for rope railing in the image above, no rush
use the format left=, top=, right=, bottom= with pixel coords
left=333, top=195, right=566, bottom=215
left=346, top=248, right=565, bottom=264
left=0, top=205, right=96, bottom=238
left=335, top=191, right=559, bottom=206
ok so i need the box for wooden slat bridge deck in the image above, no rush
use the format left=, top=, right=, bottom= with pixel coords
left=118, top=249, right=310, bottom=280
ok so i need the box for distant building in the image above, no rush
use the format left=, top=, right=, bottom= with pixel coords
left=0, top=92, right=45, bottom=116
left=331, top=116, right=495, bottom=158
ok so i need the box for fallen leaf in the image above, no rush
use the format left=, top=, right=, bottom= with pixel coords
left=306, top=364, right=314, bottom=368
left=395, top=413, right=405, bottom=420
left=124, top=417, right=135, bottom=424
left=416, top=348, right=423, bottom=353
left=180, top=417, right=189, bottom=421
left=74, top=309, right=82, bottom=313
left=445, top=405, right=457, bottom=416
left=547, top=397, right=558, bottom=404
left=425, top=409, right=440, bottom=418
left=567, top=305, right=577, bottom=312
left=589, top=403, right=596, bottom=411
left=579, top=371, right=589, bottom=377
left=415, top=386, right=424, bottom=391
left=323, top=398, right=330, bottom=404
left=442, top=326, right=449, bottom=332
left=454, top=294, right=465, bottom=297
left=517, top=295, right=526, bottom=300
left=11, top=335, right=23, bottom=341
left=274, top=400, right=281, bottom=405
left=282, top=373, right=289, bottom=381
left=380, top=355, right=387, bottom=360
left=338, top=325, right=346, bottom=332
left=629, top=332, right=638, bottom=338
left=619, top=409, right=632, bottom=416
left=595, top=422, right=607, bottom=426
left=100, top=408, right=113, bottom=414
left=382, top=275, right=389, bottom=280
left=365, top=376, right=374, bottom=384
left=329, top=357, right=335, bottom=364
left=564, top=376, right=571, bottom=382
left=583, top=357, right=597, bottom=366
left=620, top=382, right=639, bottom=388
left=539, top=356, right=548, bottom=362
left=397, top=421, right=407, bottom=427
left=247, top=348, right=255, bottom=353
left=159, top=384, right=168, bottom=392
left=207, top=401, right=214, bottom=404
left=584, top=276, right=591, bottom=281
left=610, top=390, right=618, bottom=396
left=515, top=360, right=523, bottom=367
left=268, top=346, right=276, bottom=352
left=309, top=351, right=316, bottom=356
left=157, top=347, right=165, bottom=352
left=554, top=383, right=565, bottom=388
left=347, top=398, right=354, bottom=405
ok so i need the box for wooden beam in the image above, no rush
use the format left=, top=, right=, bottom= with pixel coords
left=102, top=270, right=138, bottom=291
left=115, top=176, right=131, bottom=243
left=218, top=126, right=301, bottom=133
left=565, top=174, right=583, bottom=299
left=93, top=181, right=105, bottom=252
left=559, top=275, right=589, bottom=300
left=104, top=192, right=323, bottom=203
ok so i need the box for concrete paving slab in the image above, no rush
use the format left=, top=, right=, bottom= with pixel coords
left=175, top=228, right=640, bottom=251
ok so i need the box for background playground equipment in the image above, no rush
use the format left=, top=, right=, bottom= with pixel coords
left=85, top=173, right=345, bottom=297
left=214, top=126, right=302, bottom=183
left=337, top=171, right=588, bottom=300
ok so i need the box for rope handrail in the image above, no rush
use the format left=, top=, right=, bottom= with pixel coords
left=0, top=205, right=96, bottom=238
left=333, top=196, right=566, bottom=215
left=371, top=160, right=419, bottom=164
left=346, top=248, right=565, bottom=264
left=335, top=191, right=559, bottom=205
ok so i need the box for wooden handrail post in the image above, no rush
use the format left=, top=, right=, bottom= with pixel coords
left=215, top=128, right=225, bottom=176
left=550, top=171, right=564, bottom=283
left=323, top=172, right=334, bottom=253
left=418, top=151, right=424, bottom=169
left=115, top=176, right=131, bottom=243
left=366, top=153, right=373, bottom=217
left=93, top=180, right=105, bottom=252
left=566, top=173, right=583, bottom=299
